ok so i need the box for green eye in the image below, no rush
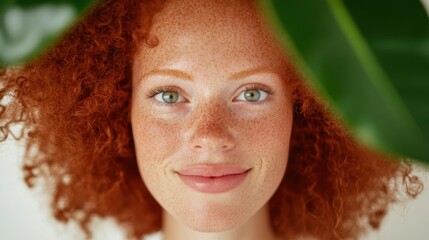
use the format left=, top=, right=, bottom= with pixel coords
left=154, top=91, right=181, bottom=103
left=244, top=89, right=262, bottom=102
left=236, top=88, right=269, bottom=102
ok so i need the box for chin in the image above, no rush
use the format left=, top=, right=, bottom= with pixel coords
left=180, top=207, right=248, bottom=232
left=185, top=218, right=243, bottom=232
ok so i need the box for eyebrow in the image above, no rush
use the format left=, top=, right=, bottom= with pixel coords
left=141, top=69, right=193, bottom=81
left=228, top=66, right=278, bottom=81
left=141, top=66, right=277, bottom=82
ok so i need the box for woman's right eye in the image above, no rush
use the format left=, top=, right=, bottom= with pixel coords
left=154, top=91, right=185, bottom=104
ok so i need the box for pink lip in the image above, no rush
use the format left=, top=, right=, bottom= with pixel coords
left=176, top=165, right=250, bottom=193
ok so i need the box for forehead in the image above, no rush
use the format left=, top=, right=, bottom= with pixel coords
left=135, top=0, right=286, bottom=73
left=151, top=0, right=265, bottom=38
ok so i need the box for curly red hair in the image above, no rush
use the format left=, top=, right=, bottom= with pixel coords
left=0, top=0, right=422, bottom=239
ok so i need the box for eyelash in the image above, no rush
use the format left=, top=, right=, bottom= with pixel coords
left=242, top=83, right=274, bottom=96
left=235, top=84, right=274, bottom=105
left=146, top=86, right=180, bottom=99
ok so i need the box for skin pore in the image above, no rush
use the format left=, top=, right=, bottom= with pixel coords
left=131, top=0, right=292, bottom=239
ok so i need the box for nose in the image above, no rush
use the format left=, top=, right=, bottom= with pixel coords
left=187, top=102, right=236, bottom=153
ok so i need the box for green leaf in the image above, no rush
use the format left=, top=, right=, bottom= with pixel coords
left=259, top=0, right=429, bottom=164
left=0, top=0, right=97, bottom=67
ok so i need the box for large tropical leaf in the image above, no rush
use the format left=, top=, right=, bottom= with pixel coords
left=0, top=0, right=97, bottom=67
left=259, top=0, right=429, bottom=164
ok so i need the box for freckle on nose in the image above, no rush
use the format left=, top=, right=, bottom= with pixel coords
left=195, top=104, right=229, bottom=132
left=188, top=103, right=236, bottom=152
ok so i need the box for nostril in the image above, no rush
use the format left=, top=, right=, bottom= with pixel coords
left=191, top=139, right=234, bottom=151
left=188, top=124, right=236, bottom=152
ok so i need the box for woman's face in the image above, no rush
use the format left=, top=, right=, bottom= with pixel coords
left=131, top=0, right=293, bottom=232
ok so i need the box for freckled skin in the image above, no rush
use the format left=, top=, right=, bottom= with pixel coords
left=131, top=0, right=292, bottom=238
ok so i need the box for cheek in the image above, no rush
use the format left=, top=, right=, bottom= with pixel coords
left=133, top=118, right=181, bottom=158
left=234, top=105, right=292, bottom=194
left=131, top=106, right=183, bottom=185
left=235, top=105, right=292, bottom=157
left=264, top=108, right=293, bottom=172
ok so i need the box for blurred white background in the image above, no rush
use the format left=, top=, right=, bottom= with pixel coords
left=2, top=0, right=429, bottom=239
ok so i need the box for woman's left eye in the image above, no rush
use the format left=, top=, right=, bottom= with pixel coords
left=236, top=88, right=269, bottom=102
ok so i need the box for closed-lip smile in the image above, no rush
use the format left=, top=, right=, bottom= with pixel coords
left=176, top=165, right=251, bottom=193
